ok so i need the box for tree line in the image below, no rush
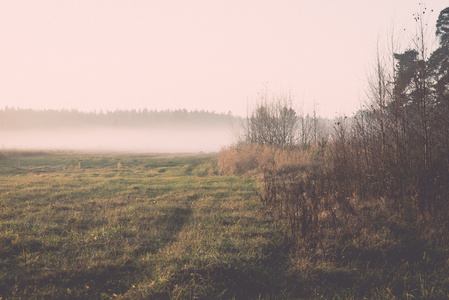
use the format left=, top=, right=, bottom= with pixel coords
left=0, top=107, right=239, bottom=130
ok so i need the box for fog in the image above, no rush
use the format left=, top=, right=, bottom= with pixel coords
left=0, top=127, right=235, bottom=153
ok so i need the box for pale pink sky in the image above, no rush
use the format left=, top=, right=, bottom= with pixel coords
left=0, top=1, right=447, bottom=117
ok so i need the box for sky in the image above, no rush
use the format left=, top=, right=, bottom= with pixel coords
left=0, top=1, right=447, bottom=118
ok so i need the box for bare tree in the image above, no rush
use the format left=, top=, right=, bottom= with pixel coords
left=244, top=93, right=299, bottom=148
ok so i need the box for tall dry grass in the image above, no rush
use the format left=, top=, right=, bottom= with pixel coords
left=217, top=143, right=325, bottom=176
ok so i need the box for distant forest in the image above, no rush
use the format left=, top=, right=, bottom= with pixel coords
left=0, top=107, right=241, bottom=130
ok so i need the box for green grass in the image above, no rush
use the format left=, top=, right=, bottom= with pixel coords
left=0, top=151, right=286, bottom=299
left=1, top=151, right=448, bottom=299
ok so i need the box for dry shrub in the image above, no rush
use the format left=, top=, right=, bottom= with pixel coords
left=218, top=142, right=351, bottom=248
left=218, top=141, right=398, bottom=251
left=257, top=145, right=351, bottom=249
left=218, top=143, right=270, bottom=175
left=217, top=143, right=326, bottom=176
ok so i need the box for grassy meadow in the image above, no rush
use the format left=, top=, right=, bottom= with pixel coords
left=0, top=151, right=287, bottom=299
left=1, top=150, right=449, bottom=299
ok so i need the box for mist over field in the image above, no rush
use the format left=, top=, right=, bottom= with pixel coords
left=0, top=108, right=239, bottom=152
left=0, top=127, right=234, bottom=153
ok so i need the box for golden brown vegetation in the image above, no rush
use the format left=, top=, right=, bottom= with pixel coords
left=219, top=7, right=449, bottom=252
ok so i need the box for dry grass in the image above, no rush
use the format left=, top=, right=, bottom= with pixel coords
left=217, top=143, right=327, bottom=176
